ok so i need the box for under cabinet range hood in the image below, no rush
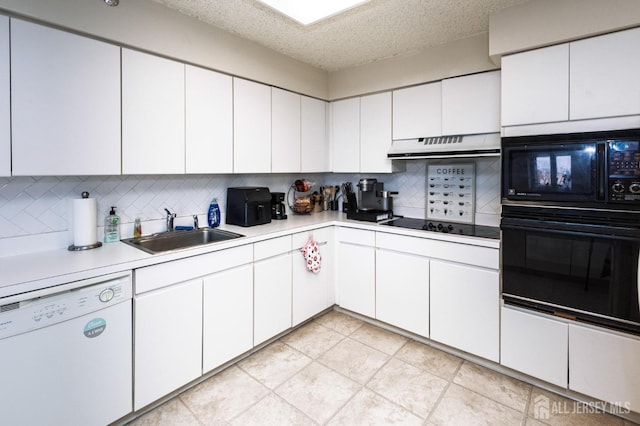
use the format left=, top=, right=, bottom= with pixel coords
left=387, top=133, right=500, bottom=159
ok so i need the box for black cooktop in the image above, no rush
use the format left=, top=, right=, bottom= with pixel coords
left=381, top=217, right=500, bottom=239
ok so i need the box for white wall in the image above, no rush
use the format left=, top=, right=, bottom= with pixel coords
left=489, top=0, right=640, bottom=63
left=0, top=0, right=329, bottom=99
left=328, top=33, right=497, bottom=100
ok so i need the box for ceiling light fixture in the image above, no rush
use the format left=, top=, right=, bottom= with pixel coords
left=257, top=0, right=370, bottom=26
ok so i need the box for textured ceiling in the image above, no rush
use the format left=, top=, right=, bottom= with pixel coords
left=150, top=0, right=528, bottom=72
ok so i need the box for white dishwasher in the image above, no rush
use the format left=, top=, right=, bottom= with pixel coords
left=0, top=271, right=133, bottom=426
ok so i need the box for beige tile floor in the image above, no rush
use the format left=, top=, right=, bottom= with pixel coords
left=128, top=310, right=637, bottom=426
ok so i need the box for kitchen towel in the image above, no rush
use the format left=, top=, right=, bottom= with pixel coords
left=71, top=195, right=98, bottom=247
left=301, top=236, right=321, bottom=273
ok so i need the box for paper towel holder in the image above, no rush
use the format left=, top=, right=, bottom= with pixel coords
left=68, top=191, right=103, bottom=251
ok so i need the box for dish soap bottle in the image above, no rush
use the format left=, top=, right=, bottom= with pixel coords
left=133, top=216, right=142, bottom=238
left=208, top=197, right=220, bottom=228
left=104, top=206, right=120, bottom=243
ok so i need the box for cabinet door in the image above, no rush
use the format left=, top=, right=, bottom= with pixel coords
left=185, top=65, right=233, bottom=173
left=569, top=324, right=640, bottom=412
left=360, top=92, right=394, bottom=173
left=570, top=28, right=640, bottom=120
left=336, top=228, right=375, bottom=317
left=442, top=71, right=501, bottom=135
left=392, top=82, right=442, bottom=140
left=292, top=228, right=335, bottom=326
left=203, top=264, right=253, bottom=372
left=11, top=19, right=121, bottom=176
left=501, top=44, right=569, bottom=126
left=331, top=98, right=360, bottom=172
left=233, top=78, right=271, bottom=173
left=254, top=236, right=292, bottom=345
left=122, top=49, right=185, bottom=174
left=501, top=307, right=568, bottom=387
left=430, top=260, right=499, bottom=361
left=301, top=96, right=329, bottom=172
left=272, top=88, right=301, bottom=173
left=0, top=16, right=8, bottom=177
left=134, top=279, right=202, bottom=410
left=376, top=248, right=429, bottom=337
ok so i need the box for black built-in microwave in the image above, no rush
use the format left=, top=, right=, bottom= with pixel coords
left=502, top=128, right=640, bottom=209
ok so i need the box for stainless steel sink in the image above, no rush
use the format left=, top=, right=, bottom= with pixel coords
left=122, top=228, right=244, bottom=254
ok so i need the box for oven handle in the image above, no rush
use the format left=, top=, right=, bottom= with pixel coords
left=597, top=143, right=606, bottom=200
left=501, top=217, right=640, bottom=240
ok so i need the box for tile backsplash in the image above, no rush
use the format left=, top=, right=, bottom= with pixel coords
left=0, top=158, right=500, bottom=256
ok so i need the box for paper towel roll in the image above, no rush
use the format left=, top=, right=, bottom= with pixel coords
left=72, top=197, right=98, bottom=247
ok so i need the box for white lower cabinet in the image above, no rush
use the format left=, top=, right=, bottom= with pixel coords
left=500, top=306, right=568, bottom=387
left=569, top=324, right=640, bottom=413
left=203, top=263, right=254, bottom=372
left=0, top=16, right=8, bottom=177
left=375, top=234, right=429, bottom=337
left=336, top=228, right=376, bottom=317
left=430, top=260, right=499, bottom=362
left=134, top=279, right=203, bottom=410
left=253, top=236, right=292, bottom=345
left=292, top=227, right=335, bottom=326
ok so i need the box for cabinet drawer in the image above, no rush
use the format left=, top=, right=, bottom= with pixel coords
left=292, top=226, right=333, bottom=248
left=135, top=244, right=253, bottom=294
left=254, top=235, right=291, bottom=261
left=376, top=232, right=431, bottom=255
left=338, top=227, right=375, bottom=245
left=376, top=231, right=498, bottom=269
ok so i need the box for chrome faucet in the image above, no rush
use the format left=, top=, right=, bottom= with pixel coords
left=193, top=215, right=199, bottom=229
left=164, top=208, right=176, bottom=232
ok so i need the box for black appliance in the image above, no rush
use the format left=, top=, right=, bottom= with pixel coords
left=501, top=128, right=640, bottom=335
left=502, top=128, right=640, bottom=209
left=226, top=187, right=272, bottom=227
left=271, top=192, right=287, bottom=220
left=381, top=217, right=500, bottom=239
left=501, top=205, right=640, bottom=335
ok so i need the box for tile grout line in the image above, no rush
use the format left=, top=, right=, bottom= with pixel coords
left=424, top=355, right=465, bottom=424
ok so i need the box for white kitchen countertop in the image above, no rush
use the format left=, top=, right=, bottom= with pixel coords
left=0, top=211, right=499, bottom=298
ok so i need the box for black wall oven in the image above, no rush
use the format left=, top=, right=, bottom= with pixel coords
left=501, top=129, right=640, bottom=335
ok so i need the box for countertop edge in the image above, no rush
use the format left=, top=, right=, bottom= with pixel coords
left=0, top=212, right=499, bottom=298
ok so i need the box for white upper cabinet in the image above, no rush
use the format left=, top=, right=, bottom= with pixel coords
left=301, top=96, right=329, bottom=173
left=392, top=82, right=442, bottom=139
left=331, top=93, right=396, bottom=173
left=271, top=88, right=301, bottom=173
left=11, top=19, right=121, bottom=176
left=360, top=92, right=394, bottom=173
left=442, top=71, right=501, bottom=135
left=122, top=49, right=185, bottom=174
left=501, top=44, right=569, bottom=126
left=185, top=65, right=233, bottom=174
left=0, top=16, right=9, bottom=177
left=233, top=78, right=271, bottom=173
left=331, top=97, right=360, bottom=172
left=570, top=27, right=640, bottom=120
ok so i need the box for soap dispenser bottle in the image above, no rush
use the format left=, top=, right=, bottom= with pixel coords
left=208, top=197, right=220, bottom=228
left=104, top=206, right=121, bottom=243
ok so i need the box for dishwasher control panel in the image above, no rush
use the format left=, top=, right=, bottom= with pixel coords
left=0, top=272, right=132, bottom=340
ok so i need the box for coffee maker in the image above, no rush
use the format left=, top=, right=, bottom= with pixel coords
left=357, top=178, right=396, bottom=211
left=271, top=192, right=287, bottom=220
left=346, top=178, right=396, bottom=222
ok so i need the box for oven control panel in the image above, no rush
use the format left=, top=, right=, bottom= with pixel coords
left=608, top=141, right=640, bottom=201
